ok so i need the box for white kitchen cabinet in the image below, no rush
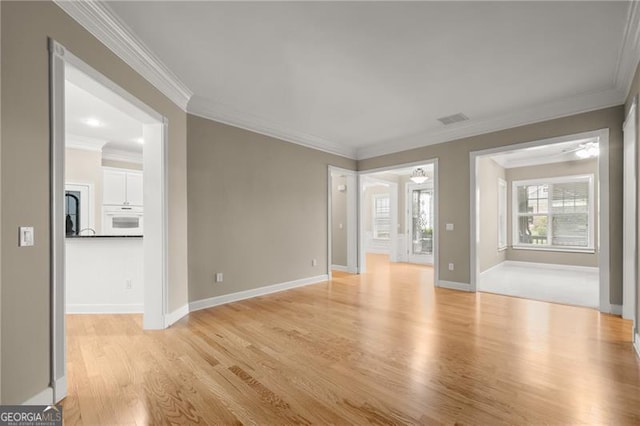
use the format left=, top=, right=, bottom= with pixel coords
left=126, top=173, right=143, bottom=206
left=103, top=168, right=143, bottom=206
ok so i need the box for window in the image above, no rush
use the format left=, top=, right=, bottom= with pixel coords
left=498, top=178, right=507, bottom=250
left=373, top=193, right=390, bottom=239
left=512, top=175, right=594, bottom=251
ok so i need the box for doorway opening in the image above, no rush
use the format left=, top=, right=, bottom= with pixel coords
left=358, top=160, right=438, bottom=279
left=327, top=167, right=357, bottom=278
left=470, top=129, right=610, bottom=311
left=50, top=40, right=168, bottom=402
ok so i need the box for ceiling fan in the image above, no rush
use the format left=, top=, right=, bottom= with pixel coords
left=562, top=141, right=600, bottom=159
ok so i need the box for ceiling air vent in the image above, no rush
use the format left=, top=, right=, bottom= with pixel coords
left=437, top=113, right=469, bottom=125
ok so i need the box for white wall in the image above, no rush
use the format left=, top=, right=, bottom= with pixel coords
left=65, top=148, right=102, bottom=232
left=66, top=238, right=143, bottom=313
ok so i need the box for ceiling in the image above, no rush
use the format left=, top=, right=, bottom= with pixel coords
left=65, top=64, right=144, bottom=156
left=98, top=1, right=635, bottom=159
left=487, top=137, right=598, bottom=169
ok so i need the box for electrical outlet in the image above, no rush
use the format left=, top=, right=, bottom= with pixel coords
left=448, top=263, right=454, bottom=271
left=215, top=272, right=223, bottom=283
left=312, top=259, right=317, bottom=267
left=446, top=223, right=454, bottom=231
left=125, top=279, right=132, bottom=290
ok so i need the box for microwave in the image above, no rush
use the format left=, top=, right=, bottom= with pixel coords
left=102, top=206, right=143, bottom=235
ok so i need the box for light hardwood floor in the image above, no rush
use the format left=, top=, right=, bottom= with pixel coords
left=63, top=254, right=640, bottom=424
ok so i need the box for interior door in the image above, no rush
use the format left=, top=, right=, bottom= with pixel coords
left=407, top=183, right=434, bottom=264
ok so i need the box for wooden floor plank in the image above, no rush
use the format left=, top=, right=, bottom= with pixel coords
left=63, top=254, right=640, bottom=424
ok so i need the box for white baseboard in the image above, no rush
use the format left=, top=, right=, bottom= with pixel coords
left=437, top=280, right=472, bottom=292
left=53, top=376, right=67, bottom=403
left=165, top=304, right=189, bottom=327
left=331, top=264, right=348, bottom=272
left=634, top=333, right=640, bottom=359
left=22, top=386, right=53, bottom=405
left=189, top=274, right=329, bottom=312
left=610, top=304, right=623, bottom=315
left=479, top=261, right=505, bottom=276
left=66, top=304, right=144, bottom=314
left=504, top=260, right=598, bottom=273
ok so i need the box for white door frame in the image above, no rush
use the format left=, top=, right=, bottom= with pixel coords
left=49, top=39, right=169, bottom=403
left=469, top=129, right=610, bottom=312
left=406, top=181, right=435, bottom=265
left=623, top=98, right=637, bottom=323
left=327, top=166, right=358, bottom=277
left=358, top=159, right=438, bottom=280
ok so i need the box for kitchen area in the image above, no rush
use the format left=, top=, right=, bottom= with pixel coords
left=64, top=63, right=147, bottom=314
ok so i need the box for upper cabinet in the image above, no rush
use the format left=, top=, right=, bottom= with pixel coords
left=103, top=168, right=143, bottom=206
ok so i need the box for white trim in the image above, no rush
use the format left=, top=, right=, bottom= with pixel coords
left=634, top=333, right=640, bottom=359
left=436, top=280, right=472, bottom=292
left=615, top=1, right=640, bottom=99
left=610, top=304, right=623, bottom=315
left=22, top=387, right=53, bottom=406
left=54, top=1, right=639, bottom=162
left=357, top=88, right=624, bottom=160
left=479, top=261, right=506, bottom=276
left=501, top=260, right=598, bottom=274
left=65, top=134, right=107, bottom=152
left=101, top=148, right=143, bottom=164
left=498, top=178, right=507, bottom=250
left=189, top=275, right=329, bottom=312
left=623, top=99, right=637, bottom=321
left=165, top=304, right=189, bottom=327
left=331, top=264, right=349, bottom=272
left=53, top=0, right=192, bottom=110
left=511, top=246, right=595, bottom=254
left=53, top=376, right=67, bottom=403
left=66, top=304, right=144, bottom=314
left=469, top=129, right=610, bottom=313
left=190, top=98, right=355, bottom=159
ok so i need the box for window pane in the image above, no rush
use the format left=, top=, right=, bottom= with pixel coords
left=373, top=194, right=390, bottom=239
left=517, top=215, right=547, bottom=245
left=552, top=182, right=589, bottom=214
left=552, top=214, right=589, bottom=247
left=518, top=184, right=548, bottom=214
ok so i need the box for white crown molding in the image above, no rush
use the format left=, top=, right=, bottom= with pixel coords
left=102, top=148, right=143, bottom=164
left=188, top=96, right=357, bottom=159
left=356, top=86, right=625, bottom=160
left=53, top=0, right=193, bottom=111
left=56, top=0, right=639, bottom=161
left=65, top=134, right=108, bottom=152
left=614, top=0, right=640, bottom=98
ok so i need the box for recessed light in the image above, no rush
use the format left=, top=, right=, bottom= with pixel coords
left=135, top=137, right=144, bottom=144
left=84, top=118, right=103, bottom=127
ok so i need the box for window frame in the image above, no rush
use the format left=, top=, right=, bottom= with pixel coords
left=511, top=174, right=595, bottom=253
left=498, top=178, right=507, bottom=251
left=372, top=193, right=391, bottom=240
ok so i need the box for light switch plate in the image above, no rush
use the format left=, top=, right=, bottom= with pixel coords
left=19, top=226, right=34, bottom=247
left=446, top=223, right=454, bottom=231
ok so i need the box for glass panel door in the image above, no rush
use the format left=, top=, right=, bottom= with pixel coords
left=408, top=183, right=434, bottom=264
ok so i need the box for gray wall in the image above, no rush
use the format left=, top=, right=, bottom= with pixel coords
left=331, top=175, right=347, bottom=266
left=506, top=159, right=598, bottom=267
left=358, top=106, right=624, bottom=305
left=478, top=157, right=506, bottom=272
left=1, top=1, right=188, bottom=404
left=626, top=59, right=640, bottom=339
left=187, top=115, right=355, bottom=302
